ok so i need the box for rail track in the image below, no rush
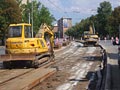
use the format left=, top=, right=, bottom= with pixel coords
left=0, top=42, right=104, bottom=90
left=0, top=43, right=73, bottom=90
left=0, top=60, right=56, bottom=90
left=33, top=41, right=103, bottom=90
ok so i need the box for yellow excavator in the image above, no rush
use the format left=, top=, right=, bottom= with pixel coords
left=83, top=25, right=99, bottom=46
left=0, top=23, right=54, bottom=68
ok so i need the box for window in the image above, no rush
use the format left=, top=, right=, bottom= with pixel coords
left=8, top=26, right=22, bottom=37
left=24, top=26, right=32, bottom=38
left=40, top=40, right=45, bottom=47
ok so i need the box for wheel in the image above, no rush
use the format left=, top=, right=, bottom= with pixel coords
left=3, top=61, right=11, bottom=69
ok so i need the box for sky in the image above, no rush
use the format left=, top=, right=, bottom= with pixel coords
left=38, top=0, right=120, bottom=25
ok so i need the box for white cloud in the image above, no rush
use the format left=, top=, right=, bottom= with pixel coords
left=39, top=0, right=119, bottom=12
left=38, top=0, right=119, bottom=24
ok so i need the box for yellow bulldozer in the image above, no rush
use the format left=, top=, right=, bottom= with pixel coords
left=83, top=25, right=99, bottom=46
left=0, top=23, right=54, bottom=68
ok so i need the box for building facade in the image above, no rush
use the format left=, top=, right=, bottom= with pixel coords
left=57, top=17, right=72, bottom=38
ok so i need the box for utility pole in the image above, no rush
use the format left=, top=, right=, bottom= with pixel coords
left=32, top=0, right=33, bottom=37
left=29, top=12, right=30, bottom=24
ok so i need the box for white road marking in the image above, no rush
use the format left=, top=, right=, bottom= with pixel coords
left=56, top=62, right=93, bottom=90
left=56, top=42, right=95, bottom=90
left=86, top=47, right=96, bottom=54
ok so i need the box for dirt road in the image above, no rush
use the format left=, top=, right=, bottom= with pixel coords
left=33, top=41, right=102, bottom=90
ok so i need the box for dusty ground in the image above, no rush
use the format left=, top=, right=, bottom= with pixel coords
left=32, top=42, right=102, bottom=90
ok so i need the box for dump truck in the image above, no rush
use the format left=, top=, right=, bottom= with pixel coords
left=83, top=25, right=98, bottom=46
left=0, top=23, right=54, bottom=68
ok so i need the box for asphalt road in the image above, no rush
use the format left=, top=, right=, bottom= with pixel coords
left=1, top=40, right=120, bottom=90
left=99, top=40, right=120, bottom=90
left=0, top=46, right=5, bottom=55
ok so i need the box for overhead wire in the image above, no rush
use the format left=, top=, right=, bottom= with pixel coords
left=47, top=0, right=69, bottom=17
left=47, top=0, right=63, bottom=12
left=41, top=0, right=82, bottom=24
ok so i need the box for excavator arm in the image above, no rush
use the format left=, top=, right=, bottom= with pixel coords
left=35, top=23, right=54, bottom=56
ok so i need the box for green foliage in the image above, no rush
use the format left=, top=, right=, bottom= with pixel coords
left=16, top=0, right=22, bottom=5
left=109, top=6, right=120, bottom=37
left=65, top=17, right=91, bottom=39
left=0, top=0, right=22, bottom=44
left=66, top=1, right=115, bottom=39
left=97, top=1, right=112, bottom=37
left=0, top=0, right=55, bottom=44
left=21, top=1, right=55, bottom=33
left=38, top=5, right=56, bottom=26
left=0, top=0, right=22, bottom=25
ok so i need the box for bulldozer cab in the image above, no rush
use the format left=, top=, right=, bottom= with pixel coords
left=6, top=23, right=48, bottom=54
left=8, top=23, right=32, bottom=38
left=1, top=23, right=54, bottom=68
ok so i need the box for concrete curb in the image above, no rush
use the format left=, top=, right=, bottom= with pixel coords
left=54, top=42, right=72, bottom=53
left=96, top=69, right=102, bottom=90
left=104, top=62, right=111, bottom=90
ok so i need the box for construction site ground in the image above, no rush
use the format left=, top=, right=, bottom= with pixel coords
left=32, top=41, right=102, bottom=90
left=0, top=40, right=120, bottom=90
left=0, top=41, right=103, bottom=90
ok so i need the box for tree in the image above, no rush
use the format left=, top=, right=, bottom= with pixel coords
left=21, top=1, right=55, bottom=33
left=109, top=6, right=120, bottom=37
left=0, top=0, right=22, bottom=45
left=65, top=27, right=74, bottom=37
left=16, top=0, right=22, bottom=6
left=38, top=5, right=56, bottom=27
left=65, top=1, right=120, bottom=39
left=97, top=1, right=112, bottom=37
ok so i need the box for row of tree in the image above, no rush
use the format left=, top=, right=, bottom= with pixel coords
left=0, top=0, right=55, bottom=45
left=65, top=1, right=120, bottom=39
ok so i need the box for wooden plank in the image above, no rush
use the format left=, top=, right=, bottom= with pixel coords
left=0, top=69, right=32, bottom=84
left=0, top=69, right=7, bottom=73
left=0, top=68, right=56, bottom=90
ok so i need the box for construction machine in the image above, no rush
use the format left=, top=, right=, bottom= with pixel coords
left=83, top=25, right=98, bottom=46
left=0, top=23, right=54, bottom=68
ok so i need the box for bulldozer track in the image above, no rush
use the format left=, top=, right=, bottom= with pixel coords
left=0, top=61, right=56, bottom=90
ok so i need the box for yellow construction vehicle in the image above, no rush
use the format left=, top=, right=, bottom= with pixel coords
left=83, top=25, right=98, bottom=46
left=0, top=23, right=54, bottom=68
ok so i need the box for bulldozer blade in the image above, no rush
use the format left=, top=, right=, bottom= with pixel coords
left=0, top=54, right=36, bottom=61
